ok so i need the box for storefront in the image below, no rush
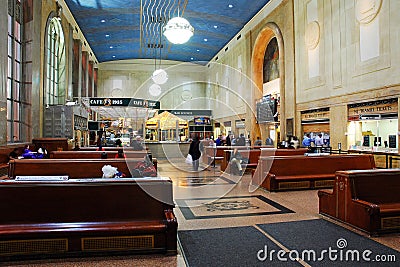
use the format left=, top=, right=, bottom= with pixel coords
left=301, top=108, right=330, bottom=146
left=87, top=97, right=160, bottom=146
left=145, top=111, right=188, bottom=142
left=347, top=98, right=398, bottom=150
left=157, top=110, right=213, bottom=140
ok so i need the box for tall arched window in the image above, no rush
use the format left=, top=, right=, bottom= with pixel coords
left=45, top=16, right=66, bottom=105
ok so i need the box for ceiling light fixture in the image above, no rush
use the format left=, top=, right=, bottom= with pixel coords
left=149, top=17, right=168, bottom=96
left=149, top=84, right=162, bottom=97
left=163, top=3, right=194, bottom=44
left=152, top=21, right=168, bottom=86
left=152, top=69, right=168, bottom=85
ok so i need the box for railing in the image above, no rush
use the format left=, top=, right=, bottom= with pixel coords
left=346, top=149, right=400, bottom=169
left=306, top=147, right=400, bottom=169
left=331, top=149, right=349, bottom=154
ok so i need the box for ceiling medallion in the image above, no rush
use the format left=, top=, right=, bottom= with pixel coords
left=305, top=21, right=320, bottom=50
left=163, top=17, right=194, bottom=44
left=355, top=0, right=382, bottom=24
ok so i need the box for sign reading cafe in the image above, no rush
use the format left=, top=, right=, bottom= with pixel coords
left=89, top=98, right=160, bottom=109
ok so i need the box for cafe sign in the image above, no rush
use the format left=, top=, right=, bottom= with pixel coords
left=89, top=98, right=160, bottom=109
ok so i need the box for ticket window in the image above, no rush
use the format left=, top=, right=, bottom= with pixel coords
left=302, top=123, right=330, bottom=146
left=348, top=119, right=398, bottom=148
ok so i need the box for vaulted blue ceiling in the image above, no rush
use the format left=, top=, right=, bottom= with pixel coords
left=64, top=0, right=271, bottom=64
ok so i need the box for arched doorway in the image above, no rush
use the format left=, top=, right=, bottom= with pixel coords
left=251, top=23, right=285, bottom=145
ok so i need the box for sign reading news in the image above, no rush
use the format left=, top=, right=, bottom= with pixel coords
left=89, top=98, right=160, bottom=109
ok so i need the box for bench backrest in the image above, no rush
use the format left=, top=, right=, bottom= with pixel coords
left=50, top=150, right=148, bottom=159
left=0, top=178, right=173, bottom=224
left=236, top=150, right=260, bottom=164
left=204, top=146, right=250, bottom=158
left=8, top=159, right=154, bottom=179
left=337, top=169, right=400, bottom=204
left=260, top=154, right=375, bottom=177
left=260, top=148, right=308, bottom=156
left=237, top=148, right=308, bottom=164
left=78, top=147, right=142, bottom=151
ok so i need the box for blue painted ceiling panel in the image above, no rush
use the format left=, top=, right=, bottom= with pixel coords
left=64, top=0, right=271, bottom=64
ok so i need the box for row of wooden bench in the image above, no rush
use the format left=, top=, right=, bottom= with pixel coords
left=0, top=177, right=177, bottom=260
left=251, top=154, right=375, bottom=191
left=319, top=169, right=400, bottom=236
left=203, top=146, right=400, bottom=235
left=244, top=152, right=399, bottom=235
left=0, top=149, right=175, bottom=260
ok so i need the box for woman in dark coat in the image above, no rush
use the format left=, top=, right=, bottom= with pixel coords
left=188, top=136, right=201, bottom=171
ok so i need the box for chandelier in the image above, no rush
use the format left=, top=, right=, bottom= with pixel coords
left=149, top=18, right=168, bottom=96
left=163, top=16, right=194, bottom=44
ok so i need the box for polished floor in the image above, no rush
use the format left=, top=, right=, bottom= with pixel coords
left=2, top=159, right=399, bottom=266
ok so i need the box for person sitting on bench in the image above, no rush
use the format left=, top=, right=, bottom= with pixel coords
left=229, top=149, right=248, bottom=175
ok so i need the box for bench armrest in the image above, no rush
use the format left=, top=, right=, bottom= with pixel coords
left=352, top=199, right=380, bottom=215
left=164, top=209, right=177, bottom=225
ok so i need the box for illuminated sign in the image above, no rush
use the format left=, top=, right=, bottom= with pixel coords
left=89, top=98, right=160, bottom=109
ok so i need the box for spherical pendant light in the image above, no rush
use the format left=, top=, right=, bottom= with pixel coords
left=163, top=17, right=194, bottom=44
left=152, top=69, right=168, bottom=84
left=149, top=84, right=162, bottom=97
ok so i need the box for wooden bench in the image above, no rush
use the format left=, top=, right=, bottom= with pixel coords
left=50, top=150, right=146, bottom=158
left=251, top=154, right=375, bottom=191
left=0, top=177, right=177, bottom=260
left=0, top=146, right=26, bottom=178
left=32, top=137, right=68, bottom=151
left=318, top=169, right=400, bottom=235
left=78, top=147, right=144, bottom=151
left=49, top=151, right=157, bottom=170
left=221, top=148, right=308, bottom=171
left=8, top=158, right=157, bottom=179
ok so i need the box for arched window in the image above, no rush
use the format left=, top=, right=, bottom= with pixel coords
left=263, top=37, right=279, bottom=83
left=45, top=16, right=66, bottom=105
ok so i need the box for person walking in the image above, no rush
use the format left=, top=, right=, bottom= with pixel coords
left=188, top=136, right=202, bottom=171
left=302, top=134, right=312, bottom=147
left=226, top=134, right=231, bottom=146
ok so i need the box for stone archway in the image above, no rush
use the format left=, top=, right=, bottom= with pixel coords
left=251, top=22, right=285, bottom=144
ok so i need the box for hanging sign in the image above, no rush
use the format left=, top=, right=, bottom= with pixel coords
left=89, top=98, right=160, bottom=109
left=301, top=108, right=330, bottom=122
left=348, top=98, right=398, bottom=120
